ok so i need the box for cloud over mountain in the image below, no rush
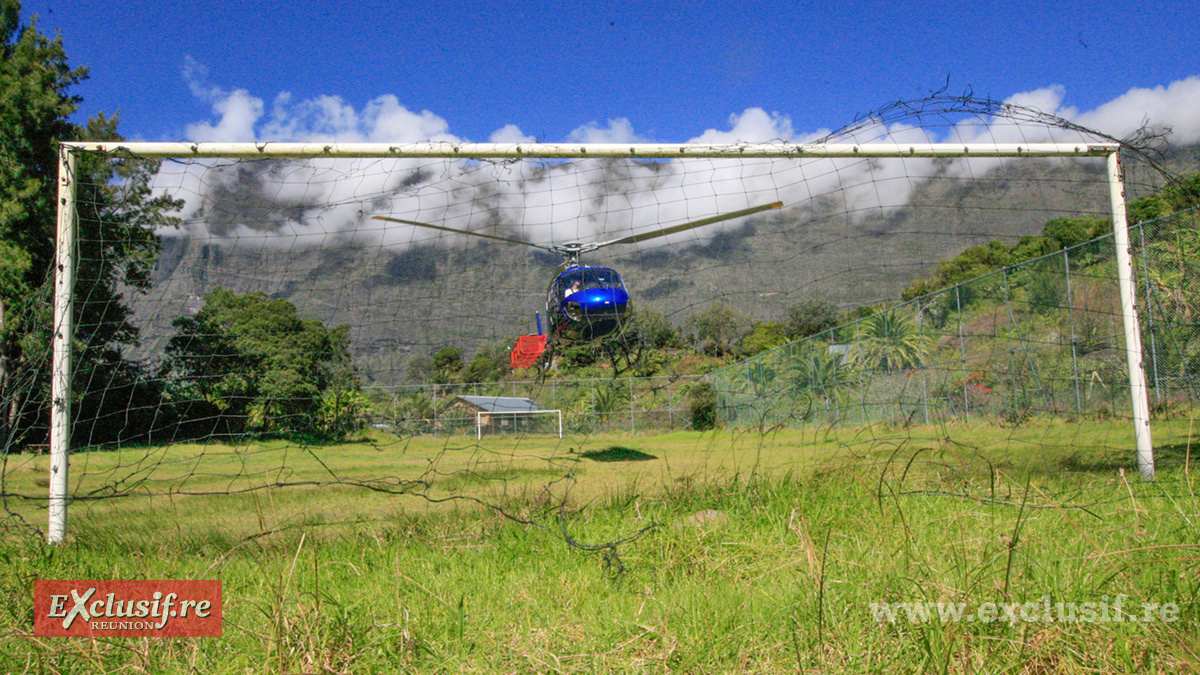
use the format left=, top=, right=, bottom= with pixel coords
left=156, top=70, right=1200, bottom=254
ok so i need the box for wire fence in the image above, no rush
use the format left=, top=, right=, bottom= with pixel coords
left=363, top=375, right=705, bottom=437
left=707, top=208, right=1200, bottom=429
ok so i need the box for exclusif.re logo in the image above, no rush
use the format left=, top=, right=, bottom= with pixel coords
left=34, top=580, right=222, bottom=637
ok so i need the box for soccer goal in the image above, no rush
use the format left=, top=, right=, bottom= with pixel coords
left=476, top=409, right=564, bottom=440
left=34, top=98, right=1175, bottom=544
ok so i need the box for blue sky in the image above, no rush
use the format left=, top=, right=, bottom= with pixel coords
left=19, top=0, right=1200, bottom=145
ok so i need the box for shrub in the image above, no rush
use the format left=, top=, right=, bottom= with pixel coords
left=688, top=382, right=719, bottom=431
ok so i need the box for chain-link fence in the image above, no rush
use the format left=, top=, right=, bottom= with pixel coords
left=364, top=375, right=704, bottom=437
left=708, top=209, right=1200, bottom=429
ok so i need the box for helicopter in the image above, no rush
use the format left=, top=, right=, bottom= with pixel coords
left=372, top=200, right=782, bottom=366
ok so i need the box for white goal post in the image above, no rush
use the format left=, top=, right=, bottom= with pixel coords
left=48, top=139, right=1154, bottom=544
left=476, top=409, right=564, bottom=440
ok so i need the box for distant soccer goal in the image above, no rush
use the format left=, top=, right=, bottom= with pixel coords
left=469, top=401, right=564, bottom=440
left=20, top=95, right=1182, bottom=545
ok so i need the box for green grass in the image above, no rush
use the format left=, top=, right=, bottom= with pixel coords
left=1, top=417, right=1198, bottom=673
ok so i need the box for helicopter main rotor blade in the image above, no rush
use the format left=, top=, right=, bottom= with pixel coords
left=588, top=201, right=783, bottom=250
left=371, top=215, right=553, bottom=252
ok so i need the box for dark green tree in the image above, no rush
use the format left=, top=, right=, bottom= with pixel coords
left=782, top=297, right=840, bottom=341
left=1129, top=172, right=1200, bottom=224
left=613, top=306, right=684, bottom=375
left=431, top=347, right=463, bottom=384
left=1041, top=217, right=1108, bottom=249
left=848, top=311, right=926, bottom=372
left=467, top=340, right=513, bottom=381
left=561, top=306, right=684, bottom=376
left=687, top=381, right=719, bottom=431
left=0, top=1, right=181, bottom=448
left=461, top=354, right=502, bottom=383
left=165, top=289, right=359, bottom=440
left=627, top=305, right=684, bottom=351
left=740, top=321, right=788, bottom=356
left=684, top=302, right=753, bottom=358
left=405, top=353, right=436, bottom=383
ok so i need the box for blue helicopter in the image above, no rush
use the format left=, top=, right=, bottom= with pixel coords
left=373, top=200, right=782, bottom=349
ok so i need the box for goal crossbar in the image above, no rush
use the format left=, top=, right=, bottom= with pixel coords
left=59, top=140, right=1119, bottom=160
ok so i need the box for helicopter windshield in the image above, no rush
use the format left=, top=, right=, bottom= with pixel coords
left=554, top=268, right=624, bottom=302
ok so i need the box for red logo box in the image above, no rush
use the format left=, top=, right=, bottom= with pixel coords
left=34, top=580, right=222, bottom=637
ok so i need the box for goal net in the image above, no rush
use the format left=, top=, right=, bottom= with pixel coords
left=474, top=409, right=563, bottom=440
left=0, top=96, right=1186, bottom=546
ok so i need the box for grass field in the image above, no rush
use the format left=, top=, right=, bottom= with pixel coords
left=2, top=417, right=1198, bottom=673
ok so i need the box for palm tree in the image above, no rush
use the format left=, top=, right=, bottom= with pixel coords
left=848, top=311, right=926, bottom=373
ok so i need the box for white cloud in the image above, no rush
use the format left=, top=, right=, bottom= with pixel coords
left=362, top=95, right=458, bottom=143
left=489, top=124, right=536, bottom=144
left=158, top=69, right=1200, bottom=254
left=181, top=55, right=219, bottom=100
left=1076, top=76, right=1200, bottom=144
left=690, top=108, right=800, bottom=145
left=184, top=89, right=263, bottom=143
left=566, top=118, right=643, bottom=144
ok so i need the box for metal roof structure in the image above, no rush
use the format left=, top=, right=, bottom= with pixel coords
left=457, top=396, right=544, bottom=413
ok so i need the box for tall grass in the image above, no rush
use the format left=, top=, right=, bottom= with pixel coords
left=1, top=418, right=1197, bottom=672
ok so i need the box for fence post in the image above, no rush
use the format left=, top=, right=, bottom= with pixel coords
left=1063, top=248, right=1083, bottom=415
left=828, top=329, right=844, bottom=428
left=1003, top=269, right=1018, bottom=416
left=1107, top=150, right=1155, bottom=481
left=667, top=380, right=673, bottom=430
left=854, top=317, right=869, bottom=426
left=1137, top=223, right=1161, bottom=404
left=956, top=285, right=971, bottom=422
left=629, top=377, right=635, bottom=434
left=1002, top=266, right=1050, bottom=410
left=916, top=299, right=930, bottom=425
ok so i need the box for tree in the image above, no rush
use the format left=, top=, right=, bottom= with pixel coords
left=461, top=354, right=502, bottom=383
left=404, top=353, right=436, bottom=383
left=432, top=347, right=463, bottom=384
left=0, top=1, right=181, bottom=448
left=740, top=321, right=788, bottom=356
left=1129, top=172, right=1200, bottom=224
left=609, top=306, right=682, bottom=375
left=1041, top=217, right=1108, bottom=249
left=684, top=302, right=753, bottom=357
left=467, top=340, right=513, bottom=381
left=783, top=298, right=840, bottom=341
left=627, top=305, right=684, bottom=350
left=561, top=306, right=683, bottom=377
left=69, top=113, right=183, bottom=446
left=165, top=288, right=359, bottom=440
left=0, top=1, right=83, bottom=449
left=687, top=382, right=719, bottom=431
left=848, top=311, right=926, bottom=372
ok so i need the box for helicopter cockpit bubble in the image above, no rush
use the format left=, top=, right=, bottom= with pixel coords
left=553, top=267, right=625, bottom=304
